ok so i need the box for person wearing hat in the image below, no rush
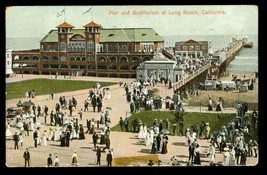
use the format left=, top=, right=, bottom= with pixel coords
left=13, top=131, right=20, bottom=149
left=222, top=147, right=230, bottom=166
left=43, top=129, right=47, bottom=146
left=229, top=145, right=236, bottom=166
left=207, top=143, right=215, bottom=165
left=205, top=123, right=210, bottom=139
left=71, top=150, right=78, bottom=166
left=54, top=154, right=59, bottom=167
left=47, top=154, right=53, bottom=167
left=106, top=149, right=113, bottom=167
left=33, top=129, right=38, bottom=148
left=23, top=148, right=30, bottom=167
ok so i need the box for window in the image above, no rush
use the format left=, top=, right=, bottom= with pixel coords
left=131, top=57, right=140, bottom=62
left=189, top=46, right=194, bottom=50
left=176, top=46, right=181, bottom=50
left=109, top=57, right=116, bottom=62
left=121, top=45, right=128, bottom=52
left=108, top=45, right=113, bottom=52
left=183, top=46, right=188, bottom=50
left=59, top=42, right=66, bottom=52
left=7, top=61, right=9, bottom=65
left=195, top=46, right=200, bottom=50
left=87, top=41, right=94, bottom=52
left=52, top=56, right=58, bottom=61
left=98, top=57, right=106, bottom=62
left=42, top=56, right=49, bottom=61
left=120, top=57, right=128, bottom=63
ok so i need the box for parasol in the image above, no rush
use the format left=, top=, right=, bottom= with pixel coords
left=106, top=107, right=112, bottom=110
left=21, top=101, right=35, bottom=107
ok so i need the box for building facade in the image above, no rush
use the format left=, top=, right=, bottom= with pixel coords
left=11, top=21, right=164, bottom=78
left=174, top=39, right=210, bottom=58
left=6, top=49, right=14, bottom=77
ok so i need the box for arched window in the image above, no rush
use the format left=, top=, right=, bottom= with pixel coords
left=82, top=57, right=86, bottom=61
left=143, top=57, right=151, bottom=62
left=120, top=57, right=128, bottom=63
left=109, top=57, right=116, bottom=62
left=131, top=57, right=140, bottom=63
left=120, top=65, right=129, bottom=70
left=59, top=42, right=67, bottom=52
left=98, top=56, right=106, bottom=62
left=23, top=56, right=30, bottom=60
left=70, top=57, right=75, bottom=61
left=76, top=57, right=81, bottom=61
left=60, top=56, right=66, bottom=61
left=32, top=56, right=39, bottom=61
left=42, top=56, right=49, bottom=61
left=51, top=56, right=58, bottom=61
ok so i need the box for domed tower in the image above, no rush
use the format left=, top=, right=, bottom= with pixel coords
left=56, top=22, right=74, bottom=60
left=83, top=21, right=101, bottom=76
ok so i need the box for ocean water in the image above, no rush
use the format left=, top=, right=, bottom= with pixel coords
left=6, top=34, right=258, bottom=73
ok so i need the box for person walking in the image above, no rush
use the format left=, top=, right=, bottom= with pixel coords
left=33, top=129, right=38, bottom=148
left=13, top=132, right=20, bottom=149
left=23, top=148, right=30, bottom=167
left=71, top=150, right=78, bottom=166
left=47, top=154, right=53, bottom=167
left=92, top=132, right=98, bottom=150
left=106, top=150, right=113, bottom=167
left=54, top=154, right=59, bottom=167
left=96, top=146, right=101, bottom=165
left=102, top=135, right=110, bottom=152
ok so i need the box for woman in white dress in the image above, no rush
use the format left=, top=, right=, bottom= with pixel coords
left=144, top=130, right=151, bottom=146
left=138, top=124, right=145, bottom=139
left=48, top=126, right=54, bottom=141
left=6, top=122, right=12, bottom=139
left=19, top=132, right=24, bottom=146
left=43, top=129, right=47, bottom=146
left=54, top=125, right=61, bottom=141
left=185, top=128, right=191, bottom=146
left=222, top=147, right=230, bottom=166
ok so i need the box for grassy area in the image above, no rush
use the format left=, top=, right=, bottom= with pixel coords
left=111, top=110, right=258, bottom=140
left=6, top=79, right=117, bottom=100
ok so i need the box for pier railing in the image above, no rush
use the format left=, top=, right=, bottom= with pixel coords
left=173, top=63, right=210, bottom=92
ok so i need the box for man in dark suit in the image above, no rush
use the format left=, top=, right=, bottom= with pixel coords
left=14, top=132, right=19, bottom=149
left=23, top=148, right=30, bottom=167
left=102, top=135, right=110, bottom=152
left=106, top=150, right=113, bottom=167
left=33, top=130, right=38, bottom=148
left=96, top=146, right=101, bottom=165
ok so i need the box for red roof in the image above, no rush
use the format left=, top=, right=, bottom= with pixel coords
left=56, top=22, right=74, bottom=28
left=83, top=21, right=101, bottom=28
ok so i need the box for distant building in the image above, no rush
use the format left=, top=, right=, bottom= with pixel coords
left=6, top=49, right=14, bottom=77
left=11, top=21, right=164, bottom=78
left=174, top=39, right=210, bottom=58
left=136, top=53, right=184, bottom=83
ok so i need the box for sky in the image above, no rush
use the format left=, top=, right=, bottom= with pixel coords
left=6, top=5, right=258, bottom=38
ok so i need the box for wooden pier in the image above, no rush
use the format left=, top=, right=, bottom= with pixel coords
left=172, top=39, right=245, bottom=93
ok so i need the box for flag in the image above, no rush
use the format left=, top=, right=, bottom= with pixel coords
left=82, top=7, right=92, bottom=15
left=57, top=8, right=65, bottom=17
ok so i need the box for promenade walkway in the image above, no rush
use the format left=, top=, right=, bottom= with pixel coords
left=5, top=75, right=256, bottom=167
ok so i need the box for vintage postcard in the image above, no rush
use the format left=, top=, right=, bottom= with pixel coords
left=6, top=5, right=258, bottom=167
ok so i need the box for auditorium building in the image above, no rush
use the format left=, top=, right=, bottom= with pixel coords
left=11, top=20, right=164, bottom=78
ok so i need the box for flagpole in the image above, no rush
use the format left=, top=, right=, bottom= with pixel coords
left=64, top=6, right=66, bottom=22
left=92, top=7, right=94, bottom=21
